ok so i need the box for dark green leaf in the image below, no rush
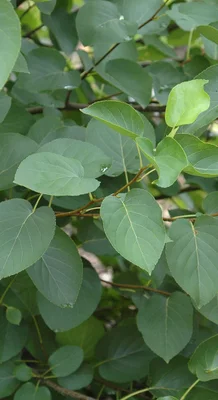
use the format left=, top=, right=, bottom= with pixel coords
left=56, top=316, right=105, bottom=360
left=14, top=364, right=32, bottom=382
left=27, top=228, right=83, bottom=308
left=100, top=189, right=165, bottom=274
left=189, top=335, right=218, bottom=381
left=37, top=267, right=102, bottom=331
left=0, top=0, right=21, bottom=89
left=166, top=216, right=218, bottom=307
left=203, top=192, right=218, bottom=214
left=105, top=59, right=152, bottom=108
left=0, top=133, right=38, bottom=190
left=0, top=308, right=28, bottom=363
left=0, top=199, right=55, bottom=278
left=0, top=361, right=19, bottom=397
left=14, top=152, right=100, bottom=196
left=48, top=345, right=83, bottom=377
left=15, top=48, right=81, bottom=92
left=137, top=292, right=193, bottom=362
left=86, top=118, right=155, bottom=177
left=96, top=325, right=154, bottom=383
left=82, top=101, right=145, bottom=139
left=14, top=383, right=51, bottom=400
left=136, top=137, right=187, bottom=187
left=0, top=92, right=11, bottom=123
left=58, top=363, right=93, bottom=390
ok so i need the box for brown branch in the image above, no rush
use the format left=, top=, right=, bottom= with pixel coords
left=23, top=24, right=44, bottom=38
left=101, top=279, right=171, bottom=297
left=44, top=380, right=96, bottom=400
left=55, top=167, right=147, bottom=218
left=27, top=102, right=165, bottom=115
left=80, top=0, right=171, bottom=80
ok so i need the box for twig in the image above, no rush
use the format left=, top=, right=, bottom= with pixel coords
left=20, top=3, right=35, bottom=20
left=101, top=279, right=171, bottom=297
left=23, top=24, right=44, bottom=38
left=80, top=0, right=171, bottom=80
left=55, top=167, right=147, bottom=218
left=27, top=103, right=165, bottom=115
left=44, top=380, right=96, bottom=400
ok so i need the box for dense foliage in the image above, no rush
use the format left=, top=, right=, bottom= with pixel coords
left=2, top=0, right=218, bottom=399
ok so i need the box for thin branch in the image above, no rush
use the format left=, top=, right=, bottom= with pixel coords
left=101, top=279, right=171, bottom=297
left=43, top=380, right=96, bottom=400
left=80, top=0, right=171, bottom=80
left=27, top=102, right=165, bottom=115
left=23, top=24, right=44, bottom=38
left=20, top=3, right=35, bottom=20
left=55, top=167, right=147, bottom=218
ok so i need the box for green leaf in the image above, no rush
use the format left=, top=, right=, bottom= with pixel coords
left=14, top=383, right=51, bottom=400
left=186, top=388, right=218, bottom=400
left=76, top=0, right=137, bottom=46
left=58, top=363, right=93, bottom=391
left=104, top=59, right=152, bottom=108
left=15, top=48, right=81, bottom=92
left=198, top=25, right=218, bottom=45
left=0, top=0, right=21, bottom=89
left=113, top=0, right=163, bottom=26
left=56, top=316, right=105, bottom=360
left=0, top=133, right=38, bottom=191
left=37, top=138, right=111, bottom=178
left=6, top=307, right=22, bottom=326
left=0, top=101, right=34, bottom=135
left=203, top=192, right=218, bottom=214
left=42, top=7, right=78, bottom=54
left=14, top=152, right=100, bottom=196
left=37, top=0, right=56, bottom=14
left=27, top=228, right=83, bottom=308
left=150, top=356, right=195, bottom=397
left=197, top=294, right=218, bottom=325
left=100, top=189, right=165, bottom=274
left=13, top=53, right=29, bottom=73
left=48, top=345, right=83, bottom=377
left=143, top=35, right=176, bottom=58
left=78, top=219, right=116, bottom=256
left=86, top=118, right=155, bottom=177
left=189, top=335, right=218, bottom=381
left=166, top=216, right=218, bottom=307
left=14, top=364, right=32, bottom=382
left=0, top=92, right=11, bottom=123
left=0, top=199, right=55, bottom=278
left=96, top=325, right=154, bottom=383
left=0, top=308, right=28, bottom=363
left=27, top=116, right=63, bottom=145
left=0, top=361, right=19, bottom=397
left=37, top=267, right=102, bottom=331
left=82, top=101, right=145, bottom=139
left=180, top=65, right=218, bottom=134
left=176, top=135, right=218, bottom=177
left=165, top=80, right=210, bottom=128
left=167, top=3, right=218, bottom=31
left=136, top=137, right=187, bottom=187
left=137, top=292, right=193, bottom=362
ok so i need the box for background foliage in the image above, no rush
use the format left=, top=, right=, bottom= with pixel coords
left=1, top=0, right=218, bottom=399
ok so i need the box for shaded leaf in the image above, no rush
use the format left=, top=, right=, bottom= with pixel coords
left=14, top=364, right=32, bottom=382
left=166, top=216, right=218, bottom=307
left=189, top=335, right=218, bottom=381
left=14, top=382, right=51, bottom=400
left=100, top=189, right=165, bottom=274
left=0, top=361, right=19, bottom=397
left=58, top=363, right=93, bottom=390
left=6, top=307, right=22, bottom=326
left=198, top=25, right=218, bottom=45
left=0, top=92, right=11, bottom=123
left=0, top=199, right=55, bottom=278
left=203, top=192, right=218, bottom=214
left=96, top=325, right=154, bottom=383
left=167, top=3, right=218, bottom=31
left=137, top=292, right=193, bottom=362
left=28, top=228, right=83, bottom=308
left=48, top=345, right=83, bottom=377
